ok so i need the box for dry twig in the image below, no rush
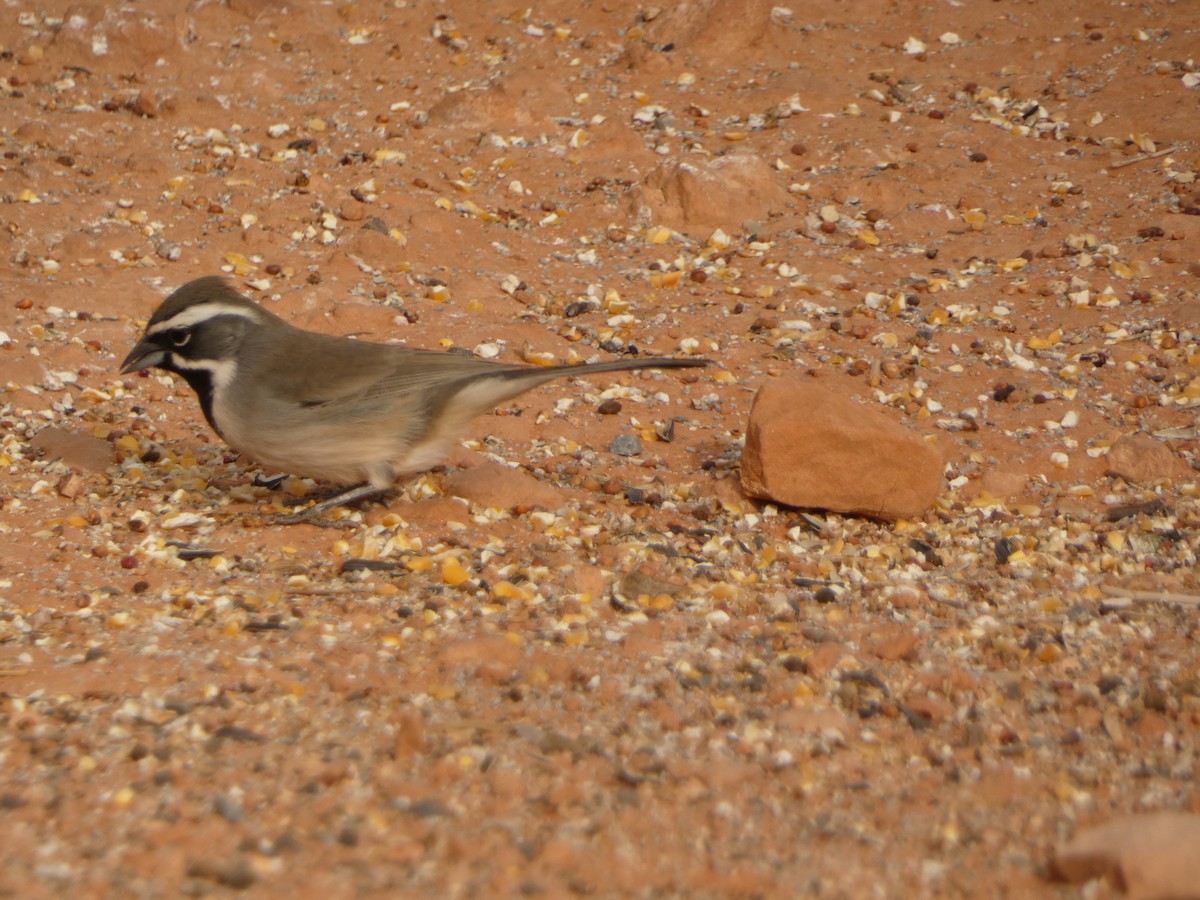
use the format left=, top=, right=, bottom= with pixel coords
left=1109, top=147, right=1175, bottom=169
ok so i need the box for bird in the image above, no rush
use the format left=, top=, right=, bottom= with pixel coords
left=121, top=276, right=709, bottom=522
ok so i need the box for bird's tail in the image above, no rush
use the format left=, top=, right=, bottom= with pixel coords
left=446, top=356, right=709, bottom=423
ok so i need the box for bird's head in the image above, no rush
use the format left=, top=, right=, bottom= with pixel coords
left=121, top=276, right=266, bottom=389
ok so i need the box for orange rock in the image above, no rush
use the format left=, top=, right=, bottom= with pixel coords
left=971, top=469, right=1030, bottom=500
left=564, top=564, right=607, bottom=599
left=629, top=0, right=789, bottom=62
left=870, top=628, right=921, bottom=662
left=1131, top=712, right=1168, bottom=740
left=344, top=227, right=403, bottom=273
left=740, top=379, right=943, bottom=520
left=51, top=7, right=183, bottom=70
left=802, top=642, right=862, bottom=678
left=28, top=426, right=115, bottom=473
left=426, top=77, right=569, bottom=130
left=1052, top=812, right=1200, bottom=898
left=1106, top=433, right=1192, bottom=484
left=632, top=153, right=790, bottom=237
left=442, top=460, right=565, bottom=512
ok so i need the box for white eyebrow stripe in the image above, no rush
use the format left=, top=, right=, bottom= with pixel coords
left=147, top=303, right=262, bottom=334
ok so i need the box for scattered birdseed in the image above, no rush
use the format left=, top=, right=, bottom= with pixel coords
left=1, top=4, right=1197, bottom=898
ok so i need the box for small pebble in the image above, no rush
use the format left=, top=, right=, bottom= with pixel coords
left=186, top=858, right=257, bottom=890
left=213, top=795, right=244, bottom=823
left=609, top=433, right=643, bottom=457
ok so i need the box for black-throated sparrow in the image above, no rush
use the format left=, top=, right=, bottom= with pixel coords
left=121, top=276, right=708, bottom=521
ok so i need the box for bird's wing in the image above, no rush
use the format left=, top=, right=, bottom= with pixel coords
left=357, top=350, right=524, bottom=403
left=260, top=332, right=520, bottom=411
left=252, top=327, right=684, bottom=420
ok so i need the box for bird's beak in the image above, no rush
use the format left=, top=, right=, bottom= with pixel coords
left=120, top=339, right=167, bottom=374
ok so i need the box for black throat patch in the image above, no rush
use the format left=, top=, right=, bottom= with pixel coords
left=167, top=362, right=224, bottom=439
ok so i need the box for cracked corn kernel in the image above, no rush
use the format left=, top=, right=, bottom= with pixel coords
left=522, top=349, right=557, bottom=367
left=710, top=583, right=738, bottom=601
left=282, top=478, right=309, bottom=497
left=1027, top=329, right=1062, bottom=350
left=441, top=556, right=470, bottom=586
left=111, top=787, right=136, bottom=808
left=961, top=209, right=986, bottom=229
left=492, top=581, right=532, bottom=601
left=1036, top=643, right=1064, bottom=663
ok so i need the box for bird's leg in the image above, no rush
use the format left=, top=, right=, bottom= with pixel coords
left=279, top=482, right=365, bottom=508
left=274, top=482, right=389, bottom=526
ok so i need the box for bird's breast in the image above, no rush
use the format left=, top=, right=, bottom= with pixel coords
left=209, top=389, right=402, bottom=486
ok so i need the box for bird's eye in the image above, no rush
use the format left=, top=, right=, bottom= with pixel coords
left=169, top=329, right=191, bottom=348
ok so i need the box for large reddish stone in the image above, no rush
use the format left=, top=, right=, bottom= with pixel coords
left=624, top=0, right=792, bottom=67
left=632, top=153, right=790, bottom=237
left=1106, top=432, right=1192, bottom=485
left=740, top=380, right=942, bottom=520
left=1052, top=812, right=1200, bottom=897
left=51, top=7, right=183, bottom=69
left=28, top=426, right=115, bottom=473
left=442, top=460, right=566, bottom=512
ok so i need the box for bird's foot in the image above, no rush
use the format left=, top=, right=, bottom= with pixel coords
left=272, top=483, right=389, bottom=526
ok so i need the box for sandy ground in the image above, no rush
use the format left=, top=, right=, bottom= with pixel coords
left=1, top=1, right=1198, bottom=896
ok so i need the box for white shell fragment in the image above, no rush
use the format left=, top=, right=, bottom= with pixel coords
left=161, top=513, right=211, bottom=529
left=474, top=342, right=502, bottom=359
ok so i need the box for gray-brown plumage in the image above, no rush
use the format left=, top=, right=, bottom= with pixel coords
left=121, top=276, right=708, bottom=520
